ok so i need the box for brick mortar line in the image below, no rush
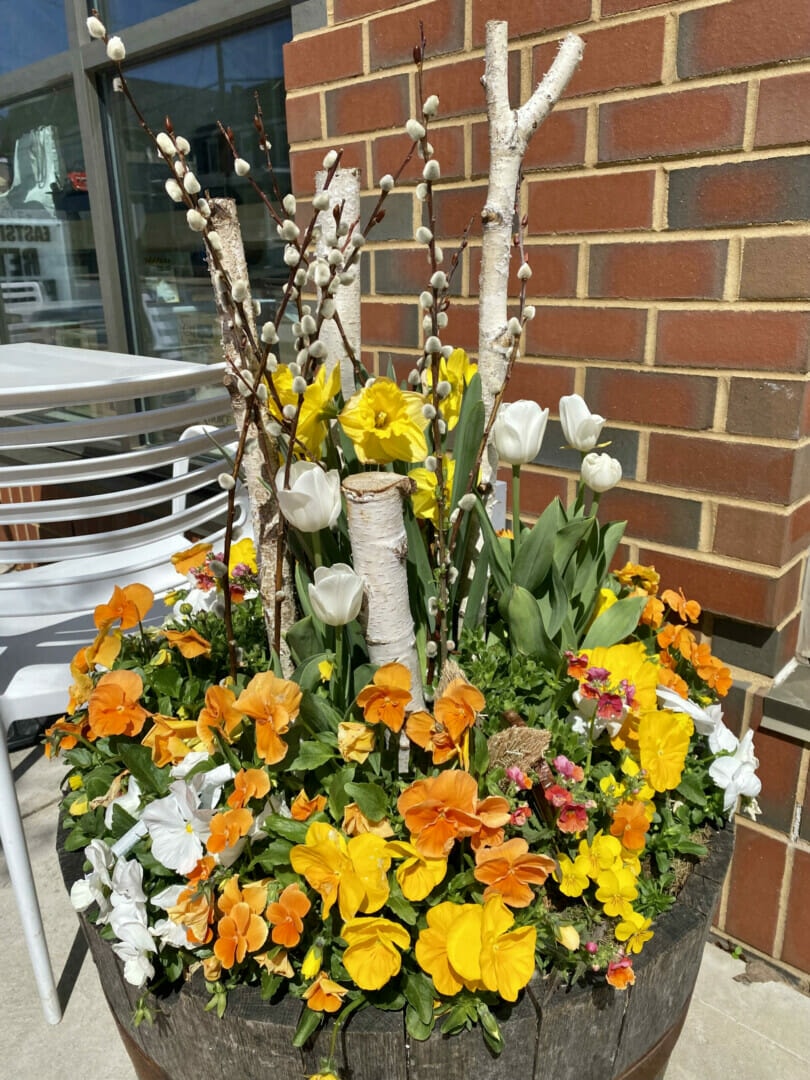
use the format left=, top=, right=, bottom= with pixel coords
left=743, top=75, right=761, bottom=154
left=642, top=306, right=657, bottom=364
left=699, top=498, right=717, bottom=552
left=794, top=748, right=810, bottom=842
left=712, top=374, right=730, bottom=431
left=350, top=220, right=810, bottom=243
left=652, top=166, right=667, bottom=231
left=661, top=10, right=679, bottom=86
left=723, top=236, right=743, bottom=303
left=621, top=540, right=808, bottom=580
left=773, top=842, right=794, bottom=962
left=635, top=428, right=649, bottom=483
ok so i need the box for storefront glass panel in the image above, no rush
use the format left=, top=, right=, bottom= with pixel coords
left=102, top=1, right=196, bottom=31
left=105, top=15, right=291, bottom=362
left=0, top=86, right=105, bottom=348
left=0, top=0, right=67, bottom=76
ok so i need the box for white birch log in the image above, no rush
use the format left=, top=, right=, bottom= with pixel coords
left=315, top=167, right=361, bottom=400
left=478, top=22, right=583, bottom=478
left=208, top=198, right=295, bottom=673
left=342, top=472, right=426, bottom=710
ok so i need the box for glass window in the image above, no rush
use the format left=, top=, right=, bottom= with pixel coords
left=0, top=87, right=106, bottom=349
left=0, top=0, right=67, bottom=75
left=104, top=16, right=292, bottom=362
left=101, top=0, right=196, bottom=31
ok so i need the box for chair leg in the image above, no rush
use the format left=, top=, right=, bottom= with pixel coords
left=0, top=734, right=62, bottom=1024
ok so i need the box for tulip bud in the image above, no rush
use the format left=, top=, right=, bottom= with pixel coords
left=492, top=400, right=549, bottom=466
left=580, top=452, right=622, bottom=493
left=276, top=462, right=342, bottom=533
left=557, top=925, right=581, bottom=951
left=308, top=563, right=364, bottom=627
left=559, top=394, right=606, bottom=452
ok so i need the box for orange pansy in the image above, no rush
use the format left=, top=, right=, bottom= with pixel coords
left=661, top=587, right=701, bottom=624
left=235, top=672, right=302, bottom=766
left=290, top=790, right=328, bottom=821
left=163, top=627, right=211, bottom=659
left=141, top=713, right=200, bottom=767
left=398, top=770, right=482, bottom=859
left=356, top=662, right=412, bottom=733
left=171, top=542, right=213, bottom=576
left=206, top=807, right=254, bottom=854
left=86, top=670, right=150, bottom=740
left=470, top=795, right=512, bottom=851
left=167, top=887, right=215, bottom=946
left=266, top=883, right=311, bottom=948
left=196, top=684, right=243, bottom=752
left=342, top=802, right=394, bottom=838
left=93, top=583, right=154, bottom=631
left=473, top=837, right=557, bottom=908
left=228, top=768, right=271, bottom=810
left=302, top=971, right=348, bottom=1013
left=213, top=901, right=268, bottom=968
left=433, top=677, right=485, bottom=743
left=405, top=709, right=462, bottom=765
left=610, top=801, right=650, bottom=852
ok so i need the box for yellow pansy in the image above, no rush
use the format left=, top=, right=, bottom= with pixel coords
left=228, top=536, right=257, bottom=574
left=337, top=721, right=376, bottom=764
left=289, top=822, right=390, bottom=921
left=620, top=755, right=656, bottom=802
left=637, top=709, right=693, bottom=792
left=615, top=910, right=654, bottom=954
left=447, top=897, right=536, bottom=1003
left=415, top=901, right=470, bottom=997
left=595, top=867, right=638, bottom=919
left=339, top=378, right=428, bottom=464
left=341, top=916, right=411, bottom=990
left=409, top=458, right=456, bottom=526
left=577, top=832, right=622, bottom=879
left=384, top=840, right=447, bottom=901
left=555, top=853, right=591, bottom=897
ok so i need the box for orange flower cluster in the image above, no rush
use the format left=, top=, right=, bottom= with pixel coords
left=657, top=623, right=731, bottom=696
left=406, top=677, right=484, bottom=766
left=397, top=770, right=510, bottom=859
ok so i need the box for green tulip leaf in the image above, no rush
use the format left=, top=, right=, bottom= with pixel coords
left=581, top=594, right=648, bottom=649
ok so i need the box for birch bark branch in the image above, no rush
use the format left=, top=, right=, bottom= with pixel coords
left=315, top=167, right=361, bottom=400
left=342, top=472, right=426, bottom=711
left=208, top=198, right=295, bottom=674
left=478, top=22, right=583, bottom=477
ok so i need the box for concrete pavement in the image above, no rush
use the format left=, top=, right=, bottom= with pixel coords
left=3, top=742, right=810, bottom=1080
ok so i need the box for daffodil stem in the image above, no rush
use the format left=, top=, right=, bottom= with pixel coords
left=511, top=464, right=522, bottom=551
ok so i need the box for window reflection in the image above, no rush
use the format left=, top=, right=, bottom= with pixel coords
left=101, top=0, right=196, bottom=31
left=0, top=88, right=105, bottom=348
left=0, top=0, right=66, bottom=76
left=106, top=17, right=291, bottom=361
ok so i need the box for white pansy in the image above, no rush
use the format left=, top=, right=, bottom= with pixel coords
left=581, top=452, right=622, bottom=493
left=708, top=725, right=762, bottom=813
left=70, top=838, right=114, bottom=920
left=109, top=900, right=156, bottom=988
left=110, top=856, right=147, bottom=906
left=492, top=400, right=549, bottom=466
left=656, top=687, right=723, bottom=737
left=104, top=775, right=142, bottom=829
left=276, top=461, right=342, bottom=533
left=308, top=563, right=364, bottom=627
left=559, top=394, right=606, bottom=452
left=140, top=780, right=213, bottom=874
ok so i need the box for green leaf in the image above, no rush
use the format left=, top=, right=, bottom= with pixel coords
left=292, top=1003, right=322, bottom=1047
left=404, top=970, right=435, bottom=1026
left=149, top=665, right=183, bottom=699
left=676, top=772, right=709, bottom=809
left=449, top=373, right=484, bottom=511
left=262, top=814, right=309, bottom=844
left=344, top=781, right=389, bottom=821
left=327, top=765, right=356, bottom=819
left=553, top=516, right=596, bottom=577
left=501, top=583, right=559, bottom=665
left=116, top=742, right=170, bottom=796
left=473, top=497, right=511, bottom=594
left=251, top=838, right=294, bottom=872
left=460, top=537, right=490, bottom=631
left=405, top=1004, right=434, bottom=1041
left=385, top=883, right=418, bottom=926
left=286, top=616, right=324, bottom=667
left=511, top=498, right=564, bottom=593
left=298, top=688, right=343, bottom=733
left=288, top=739, right=335, bottom=771
left=477, top=1002, right=504, bottom=1055
left=581, top=594, right=648, bottom=649
left=600, top=519, right=627, bottom=576
left=469, top=726, right=489, bottom=776
left=293, top=652, right=333, bottom=692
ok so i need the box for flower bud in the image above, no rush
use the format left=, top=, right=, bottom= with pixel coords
left=291, top=376, right=307, bottom=395
left=424, top=336, right=442, bottom=354
left=422, top=403, right=437, bottom=420
left=186, top=208, right=206, bottom=232
left=282, top=404, right=297, bottom=420
left=164, top=178, right=184, bottom=203
left=436, top=311, right=448, bottom=329
left=301, top=314, right=317, bottom=336
left=379, top=173, right=394, bottom=192
left=256, top=382, right=269, bottom=401
left=415, top=226, right=433, bottom=244
left=183, top=172, right=200, bottom=194
left=197, top=198, right=211, bottom=217
left=559, top=394, right=606, bottom=452
left=231, top=279, right=248, bottom=303
left=458, top=493, right=477, bottom=512
left=217, top=473, right=236, bottom=491
left=430, top=271, right=447, bottom=290
left=281, top=219, right=300, bottom=241
left=350, top=231, right=365, bottom=248
left=422, top=315, right=433, bottom=334
left=425, top=640, right=438, bottom=657
left=106, top=36, right=126, bottom=62
left=207, top=231, right=222, bottom=253
left=156, top=132, right=175, bottom=156
left=234, top=158, right=250, bottom=176
left=261, top=322, right=278, bottom=345
left=416, top=182, right=428, bottom=201
left=86, top=15, right=106, bottom=39
left=492, top=400, right=549, bottom=466
left=312, top=191, right=330, bottom=211
left=436, top=380, right=451, bottom=399
left=524, top=305, right=536, bottom=320
left=517, top=262, right=532, bottom=280
left=283, top=245, right=300, bottom=267
left=422, top=94, right=440, bottom=117
left=175, top=136, right=190, bottom=155
left=282, top=193, right=296, bottom=215
left=422, top=159, right=440, bottom=182
left=424, top=455, right=437, bottom=471
left=508, top=317, right=522, bottom=337
left=406, top=118, right=427, bottom=140
left=419, top=291, right=434, bottom=310
left=581, top=452, right=622, bottom=494
left=322, top=150, right=338, bottom=170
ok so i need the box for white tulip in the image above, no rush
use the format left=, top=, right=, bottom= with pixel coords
left=492, top=400, right=549, bottom=466
left=708, top=726, right=761, bottom=813
left=581, top=452, right=622, bottom=493
left=308, top=563, right=364, bottom=627
left=559, top=394, right=606, bottom=452
left=276, top=461, right=341, bottom=533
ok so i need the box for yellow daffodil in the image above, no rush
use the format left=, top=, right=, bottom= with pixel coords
left=409, top=458, right=455, bottom=525
left=425, top=347, right=477, bottom=431
left=269, top=363, right=340, bottom=457
left=595, top=867, right=638, bottom=919
left=637, top=709, right=693, bottom=792
left=289, top=822, right=390, bottom=920
left=615, top=910, right=654, bottom=954
left=384, top=840, right=447, bottom=901
left=341, top=916, right=410, bottom=990
left=339, top=378, right=428, bottom=464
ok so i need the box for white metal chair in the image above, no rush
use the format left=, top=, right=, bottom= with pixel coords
left=0, top=342, right=244, bottom=1024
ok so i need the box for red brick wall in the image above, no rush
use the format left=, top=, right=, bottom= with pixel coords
left=283, top=0, right=810, bottom=977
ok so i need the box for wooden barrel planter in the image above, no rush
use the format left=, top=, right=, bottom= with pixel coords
left=58, top=824, right=733, bottom=1080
